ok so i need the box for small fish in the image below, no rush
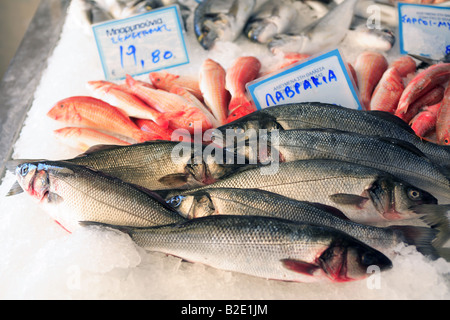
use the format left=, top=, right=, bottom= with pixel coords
left=395, top=86, right=444, bottom=123
left=126, top=75, right=212, bottom=133
left=194, top=0, right=256, bottom=50
left=81, top=215, right=393, bottom=283
left=86, top=80, right=170, bottom=128
left=134, top=118, right=174, bottom=141
left=225, top=56, right=260, bottom=115
left=47, top=96, right=154, bottom=143
left=148, top=71, right=203, bottom=101
left=268, top=0, right=358, bottom=55
left=62, top=140, right=255, bottom=191
left=389, top=56, right=417, bottom=78
left=166, top=188, right=440, bottom=258
left=354, top=51, right=389, bottom=110
left=397, top=63, right=450, bottom=115
left=54, top=127, right=131, bottom=152
left=369, top=67, right=404, bottom=113
left=436, top=84, right=450, bottom=145
left=180, top=159, right=438, bottom=223
left=410, top=103, right=441, bottom=139
left=199, top=59, right=230, bottom=126
left=13, top=160, right=185, bottom=232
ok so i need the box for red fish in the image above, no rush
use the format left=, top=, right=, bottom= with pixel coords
left=149, top=71, right=203, bottom=101
left=199, top=59, right=230, bottom=126
left=47, top=96, right=154, bottom=143
left=395, top=85, right=444, bottom=123
left=370, top=67, right=404, bottom=113
left=54, top=127, right=131, bottom=152
left=225, top=56, right=261, bottom=116
left=354, top=51, right=388, bottom=110
left=410, top=103, right=441, bottom=139
left=388, top=56, right=416, bottom=78
left=436, top=85, right=450, bottom=145
left=134, top=119, right=174, bottom=141
left=86, top=80, right=169, bottom=128
left=397, top=63, right=450, bottom=115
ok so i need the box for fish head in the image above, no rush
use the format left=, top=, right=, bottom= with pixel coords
left=15, top=162, right=49, bottom=202
left=319, top=238, right=392, bottom=282
left=368, top=176, right=437, bottom=221
left=195, top=14, right=230, bottom=50
left=47, top=98, right=81, bottom=123
left=148, top=71, right=177, bottom=89
left=166, top=192, right=215, bottom=219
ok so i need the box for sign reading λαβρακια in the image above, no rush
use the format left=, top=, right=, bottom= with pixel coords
left=246, top=48, right=361, bottom=110
left=92, top=5, right=189, bottom=81
left=398, top=3, right=450, bottom=61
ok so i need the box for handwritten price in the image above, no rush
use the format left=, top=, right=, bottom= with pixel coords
left=119, top=45, right=173, bottom=69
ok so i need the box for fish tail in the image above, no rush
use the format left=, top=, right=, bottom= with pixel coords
left=413, top=204, right=450, bottom=248
left=6, top=181, right=23, bottom=196
left=390, top=225, right=440, bottom=259
left=79, top=221, right=134, bottom=235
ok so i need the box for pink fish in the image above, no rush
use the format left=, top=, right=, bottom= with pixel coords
left=149, top=71, right=203, bottom=101
left=369, top=67, right=404, bottom=113
left=395, top=85, right=444, bottom=123
left=54, top=127, right=131, bottom=152
left=410, top=103, right=441, bottom=139
left=225, top=56, right=261, bottom=115
left=388, top=56, right=417, bottom=78
left=134, top=119, right=174, bottom=141
left=354, top=51, right=388, bottom=110
left=199, top=59, right=230, bottom=126
left=47, top=96, right=154, bottom=143
left=436, top=84, right=450, bottom=145
left=126, top=74, right=212, bottom=133
left=397, top=63, right=450, bottom=115
left=86, top=80, right=169, bottom=128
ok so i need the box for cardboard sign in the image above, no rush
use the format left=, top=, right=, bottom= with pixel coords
left=246, top=49, right=361, bottom=110
left=92, top=5, right=189, bottom=80
left=398, top=3, right=450, bottom=61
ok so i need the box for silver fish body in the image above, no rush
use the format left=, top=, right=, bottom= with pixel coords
left=64, top=141, right=255, bottom=191
left=14, top=161, right=186, bottom=232
left=82, top=215, right=393, bottom=283
left=212, top=102, right=450, bottom=174
left=166, top=188, right=439, bottom=258
left=259, top=129, right=450, bottom=201
left=194, top=0, right=256, bottom=50
left=177, top=159, right=437, bottom=224
left=268, top=0, right=358, bottom=54
left=343, top=23, right=396, bottom=52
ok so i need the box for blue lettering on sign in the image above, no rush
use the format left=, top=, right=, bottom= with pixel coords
left=264, top=69, right=338, bottom=108
left=120, top=45, right=173, bottom=69
left=402, top=14, right=450, bottom=30
left=110, top=24, right=172, bottom=44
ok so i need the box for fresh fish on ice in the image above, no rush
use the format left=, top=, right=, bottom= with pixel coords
left=166, top=187, right=440, bottom=258
left=342, top=24, right=395, bottom=52
left=179, top=159, right=438, bottom=224
left=194, top=0, right=256, bottom=50
left=410, top=103, right=441, bottom=139
left=268, top=0, right=358, bottom=55
left=12, top=160, right=186, bottom=232
left=81, top=215, right=393, bottom=283
left=149, top=71, right=203, bottom=101
left=395, top=86, right=444, bottom=123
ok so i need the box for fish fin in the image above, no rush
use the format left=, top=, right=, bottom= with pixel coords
left=389, top=225, right=440, bottom=259
left=308, top=202, right=351, bottom=221
left=79, top=221, right=134, bottom=235
left=47, top=192, right=64, bottom=204
left=435, top=247, right=450, bottom=262
left=6, top=181, right=23, bottom=196
left=368, top=110, right=417, bottom=135
left=411, top=204, right=450, bottom=248
left=280, top=258, right=319, bottom=276
left=158, top=173, right=189, bottom=188
left=74, top=144, right=121, bottom=157
left=128, top=182, right=181, bottom=213
left=329, top=194, right=368, bottom=209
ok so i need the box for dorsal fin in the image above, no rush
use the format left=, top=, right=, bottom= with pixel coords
left=368, top=110, right=417, bottom=135
left=377, top=137, right=428, bottom=158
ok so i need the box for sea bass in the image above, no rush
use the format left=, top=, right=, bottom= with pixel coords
left=166, top=188, right=440, bottom=258
left=258, top=128, right=450, bottom=201
left=178, top=159, right=437, bottom=224
left=81, top=215, right=393, bottom=283
left=63, top=140, right=255, bottom=191
left=268, top=0, right=358, bottom=55
left=194, top=0, right=256, bottom=50
left=13, top=160, right=185, bottom=232
left=210, top=102, right=450, bottom=169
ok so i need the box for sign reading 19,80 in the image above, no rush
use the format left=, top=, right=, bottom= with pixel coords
left=92, top=5, right=189, bottom=80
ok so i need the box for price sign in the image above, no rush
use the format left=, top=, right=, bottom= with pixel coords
left=398, top=3, right=450, bottom=61
left=92, top=5, right=189, bottom=80
left=246, top=48, right=361, bottom=110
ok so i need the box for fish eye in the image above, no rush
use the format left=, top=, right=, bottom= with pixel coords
left=444, top=138, right=450, bottom=145
left=20, top=164, right=29, bottom=177
left=407, top=188, right=421, bottom=200
left=361, top=252, right=376, bottom=266
left=167, top=195, right=185, bottom=208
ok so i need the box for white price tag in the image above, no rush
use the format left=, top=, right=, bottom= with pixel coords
left=246, top=49, right=361, bottom=110
left=92, top=5, right=189, bottom=80
left=398, top=3, right=450, bottom=61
